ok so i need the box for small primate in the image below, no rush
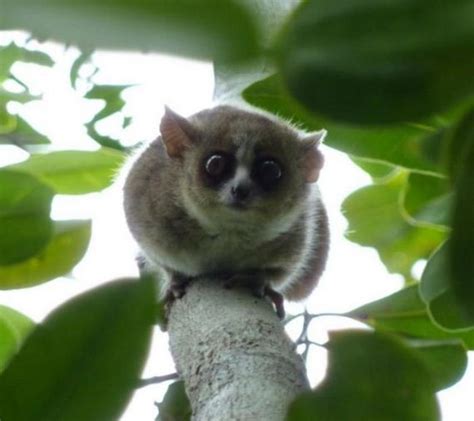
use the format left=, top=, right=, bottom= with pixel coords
left=123, top=105, right=329, bottom=318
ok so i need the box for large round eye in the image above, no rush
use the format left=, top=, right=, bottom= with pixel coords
left=255, top=159, right=282, bottom=188
left=205, top=153, right=232, bottom=179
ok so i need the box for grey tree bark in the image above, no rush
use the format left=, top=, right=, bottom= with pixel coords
left=168, top=279, right=309, bottom=420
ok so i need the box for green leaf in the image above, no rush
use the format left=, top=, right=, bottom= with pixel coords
left=342, top=172, right=446, bottom=280
left=348, top=285, right=474, bottom=349
left=85, top=84, right=129, bottom=123
left=0, top=43, right=54, bottom=82
left=1, top=0, right=259, bottom=63
left=157, top=381, right=191, bottom=421
left=408, top=340, right=467, bottom=391
left=402, top=173, right=452, bottom=227
left=420, top=241, right=474, bottom=330
left=0, top=306, right=35, bottom=373
left=69, top=50, right=93, bottom=89
left=0, top=220, right=91, bottom=289
left=287, top=330, right=440, bottom=421
left=449, top=108, right=474, bottom=323
left=0, top=277, right=156, bottom=421
left=277, top=0, right=474, bottom=124
left=0, top=324, right=17, bottom=374
left=445, top=107, right=474, bottom=181
left=0, top=86, right=38, bottom=108
left=0, top=114, right=51, bottom=145
left=9, top=148, right=125, bottom=194
left=84, top=85, right=132, bottom=150
left=86, top=127, right=128, bottom=151
left=351, top=157, right=397, bottom=182
left=0, top=170, right=54, bottom=265
left=243, top=75, right=449, bottom=174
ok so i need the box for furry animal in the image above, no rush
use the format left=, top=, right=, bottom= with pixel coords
left=123, top=105, right=329, bottom=318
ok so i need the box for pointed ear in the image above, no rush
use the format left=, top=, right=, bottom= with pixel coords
left=159, top=106, right=196, bottom=158
left=302, top=129, right=326, bottom=183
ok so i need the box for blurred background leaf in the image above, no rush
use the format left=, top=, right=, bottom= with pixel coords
left=243, top=75, right=466, bottom=174
left=0, top=43, right=54, bottom=80
left=0, top=305, right=34, bottom=373
left=449, top=109, right=474, bottom=324
left=409, top=340, right=467, bottom=391
left=342, top=172, right=446, bottom=282
left=0, top=0, right=260, bottom=63
left=0, top=170, right=54, bottom=265
left=348, top=285, right=474, bottom=349
left=84, top=84, right=131, bottom=151
left=0, top=115, right=51, bottom=146
left=9, top=148, right=126, bottom=194
left=157, top=380, right=191, bottom=421
left=402, top=173, right=451, bottom=228
left=0, top=220, right=92, bottom=289
left=287, top=330, right=440, bottom=421
left=276, top=0, right=474, bottom=124
left=0, top=277, right=155, bottom=421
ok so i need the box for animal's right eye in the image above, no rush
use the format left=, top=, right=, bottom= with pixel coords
left=204, top=152, right=234, bottom=181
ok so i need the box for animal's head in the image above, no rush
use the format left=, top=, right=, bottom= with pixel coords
left=161, top=105, right=325, bottom=231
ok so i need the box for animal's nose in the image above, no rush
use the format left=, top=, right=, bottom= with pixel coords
left=231, top=184, right=251, bottom=202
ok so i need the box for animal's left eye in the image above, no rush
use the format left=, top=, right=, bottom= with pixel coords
left=254, top=159, right=282, bottom=188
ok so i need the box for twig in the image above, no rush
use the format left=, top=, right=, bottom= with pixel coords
left=137, top=372, right=179, bottom=388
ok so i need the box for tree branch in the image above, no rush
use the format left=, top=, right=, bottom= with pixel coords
left=137, top=373, right=179, bottom=388
left=168, top=279, right=309, bottom=420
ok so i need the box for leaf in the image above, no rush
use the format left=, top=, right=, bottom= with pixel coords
left=0, top=43, right=54, bottom=82
left=1, top=0, right=259, bottom=63
left=243, top=75, right=449, bottom=174
left=213, top=0, right=298, bottom=102
left=157, top=381, right=191, bottom=421
left=402, top=173, right=452, bottom=227
left=0, top=170, right=54, bottom=265
left=0, top=277, right=156, bottom=421
left=9, top=148, right=126, bottom=194
left=0, top=306, right=35, bottom=373
left=0, top=114, right=51, bottom=145
left=69, top=49, right=93, bottom=89
left=0, top=86, right=38, bottom=108
left=0, top=220, right=92, bottom=289
left=408, top=340, right=467, bottom=391
left=277, top=0, right=474, bottom=124
left=449, top=108, right=474, bottom=323
left=85, top=84, right=129, bottom=123
left=86, top=127, right=128, bottom=151
left=420, top=241, right=474, bottom=330
left=348, top=285, right=474, bottom=349
left=351, top=157, right=397, bottom=182
left=85, top=85, right=131, bottom=150
left=0, top=325, right=17, bottom=376
left=445, top=107, right=474, bottom=180
left=342, top=172, right=446, bottom=280
left=287, top=330, right=440, bottom=421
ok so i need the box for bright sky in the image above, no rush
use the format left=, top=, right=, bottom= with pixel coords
left=0, top=32, right=472, bottom=420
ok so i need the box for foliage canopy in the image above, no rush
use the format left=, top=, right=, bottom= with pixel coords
left=0, top=0, right=473, bottom=419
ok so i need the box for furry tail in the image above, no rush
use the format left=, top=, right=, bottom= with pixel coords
left=284, top=205, right=329, bottom=301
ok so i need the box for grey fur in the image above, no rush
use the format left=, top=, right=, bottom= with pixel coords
left=123, top=105, right=329, bottom=300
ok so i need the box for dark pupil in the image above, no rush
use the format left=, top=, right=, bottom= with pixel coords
left=205, top=154, right=227, bottom=177
left=259, top=160, right=281, bottom=186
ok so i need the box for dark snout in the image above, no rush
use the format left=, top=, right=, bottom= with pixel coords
left=229, top=181, right=254, bottom=209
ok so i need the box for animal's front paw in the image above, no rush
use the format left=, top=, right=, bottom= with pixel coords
left=161, top=273, right=193, bottom=330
